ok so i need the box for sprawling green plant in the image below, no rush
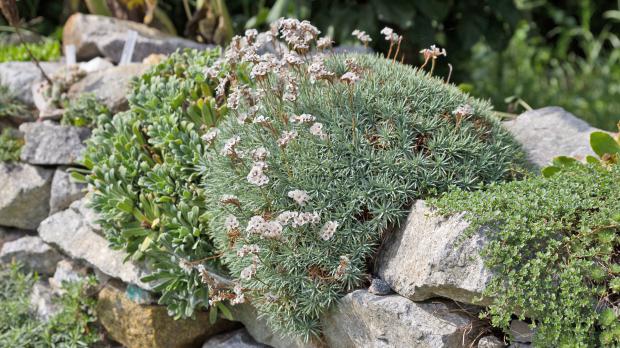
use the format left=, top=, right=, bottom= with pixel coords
left=0, top=84, right=28, bottom=119
left=201, top=23, right=524, bottom=341
left=78, top=48, right=246, bottom=319
left=0, top=263, right=101, bottom=347
left=61, top=93, right=111, bottom=128
left=0, top=128, right=23, bottom=162
left=433, top=159, right=620, bottom=346
left=0, top=38, right=60, bottom=62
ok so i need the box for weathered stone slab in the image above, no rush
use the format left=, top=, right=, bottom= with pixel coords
left=63, top=13, right=209, bottom=63
left=202, top=328, right=269, bottom=348
left=503, top=107, right=600, bottom=168
left=39, top=197, right=151, bottom=289
left=0, top=162, right=53, bottom=229
left=377, top=200, right=492, bottom=306
left=19, top=121, right=90, bottom=165
left=97, top=282, right=237, bottom=348
left=49, top=168, right=86, bottom=214
left=0, top=62, right=63, bottom=105
left=322, top=290, right=482, bottom=348
left=0, top=236, right=62, bottom=274
left=68, top=64, right=149, bottom=112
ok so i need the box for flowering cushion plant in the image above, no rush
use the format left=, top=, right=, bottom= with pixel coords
left=200, top=20, right=525, bottom=340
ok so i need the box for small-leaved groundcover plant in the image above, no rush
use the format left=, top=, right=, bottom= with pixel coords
left=76, top=48, right=248, bottom=319
left=432, top=125, right=620, bottom=346
left=199, top=21, right=524, bottom=340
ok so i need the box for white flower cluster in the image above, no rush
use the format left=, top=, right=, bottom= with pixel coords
left=316, top=37, right=333, bottom=50
left=420, top=44, right=447, bottom=60
left=287, top=189, right=310, bottom=206
left=380, top=27, right=401, bottom=42
left=220, top=194, right=240, bottom=206
left=452, top=104, right=474, bottom=118
left=201, top=127, right=220, bottom=144
left=278, top=18, right=320, bottom=52
left=251, top=147, right=270, bottom=161
left=237, top=244, right=261, bottom=257
left=246, top=215, right=283, bottom=239
left=319, top=221, right=339, bottom=241
left=247, top=161, right=269, bottom=186
left=307, top=55, right=335, bottom=84
left=352, top=29, right=372, bottom=45
left=309, top=122, right=328, bottom=140
left=225, top=215, right=240, bottom=231
left=341, top=71, right=361, bottom=84
left=277, top=130, right=298, bottom=148
left=220, top=135, right=241, bottom=157
left=290, top=113, right=316, bottom=124
left=231, top=283, right=245, bottom=305
left=240, top=262, right=257, bottom=280
left=275, top=211, right=320, bottom=228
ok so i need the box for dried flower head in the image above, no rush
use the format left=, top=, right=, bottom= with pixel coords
left=291, top=113, right=316, bottom=124
left=452, top=104, right=474, bottom=118
left=335, top=255, right=350, bottom=279
left=317, top=37, right=334, bottom=50
left=309, top=122, right=328, bottom=140
left=220, top=135, right=241, bottom=157
left=202, top=128, right=220, bottom=144
left=251, top=147, right=270, bottom=161
left=341, top=71, right=361, bottom=85
left=319, top=221, right=339, bottom=241
left=277, top=130, right=298, bottom=148
left=288, top=189, right=310, bottom=206
left=352, top=29, right=372, bottom=45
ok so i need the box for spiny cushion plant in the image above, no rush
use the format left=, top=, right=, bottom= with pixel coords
left=432, top=160, right=620, bottom=345
left=200, top=21, right=524, bottom=340
left=77, top=48, right=247, bottom=318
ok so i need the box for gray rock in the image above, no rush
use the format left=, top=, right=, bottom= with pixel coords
left=0, top=226, right=29, bottom=249
left=68, top=64, right=149, bottom=112
left=368, top=278, right=391, bottom=295
left=0, top=236, right=62, bottom=274
left=49, top=259, right=87, bottom=294
left=49, top=168, right=86, bottom=214
left=30, top=281, right=60, bottom=321
left=78, top=57, right=114, bottom=73
left=0, top=163, right=53, bottom=229
left=376, top=200, right=492, bottom=306
left=478, top=335, right=506, bottom=348
left=63, top=13, right=210, bottom=63
left=202, top=328, right=269, bottom=348
left=509, top=321, right=534, bottom=343
left=19, top=121, right=91, bottom=165
left=322, top=290, right=482, bottom=348
left=503, top=107, right=599, bottom=168
left=230, top=303, right=316, bottom=348
left=508, top=344, right=531, bottom=348
left=38, top=197, right=152, bottom=289
left=0, top=62, right=63, bottom=105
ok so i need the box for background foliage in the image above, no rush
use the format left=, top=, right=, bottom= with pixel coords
left=0, top=263, right=101, bottom=347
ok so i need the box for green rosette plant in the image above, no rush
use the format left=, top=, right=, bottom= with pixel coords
left=77, top=48, right=247, bottom=319
left=202, top=21, right=524, bottom=340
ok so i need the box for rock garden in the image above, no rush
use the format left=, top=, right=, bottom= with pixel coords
left=1, top=2, right=619, bottom=348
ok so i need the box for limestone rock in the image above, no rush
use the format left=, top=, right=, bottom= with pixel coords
left=39, top=197, right=151, bottom=289
left=30, top=281, right=60, bottom=321
left=503, top=107, right=599, bottom=168
left=0, top=226, right=29, bottom=249
left=68, top=64, right=149, bottom=112
left=368, top=278, right=391, bottom=295
left=19, top=121, right=90, bottom=165
left=97, top=282, right=236, bottom=348
left=509, top=321, right=534, bottom=343
left=0, top=62, right=63, bottom=105
left=202, top=328, right=269, bottom=348
left=63, top=13, right=209, bottom=63
left=0, top=163, right=53, bottom=229
left=376, top=200, right=492, bottom=305
left=322, top=290, right=482, bottom=348
left=49, top=168, right=86, bottom=214
left=0, top=236, right=62, bottom=274
left=49, top=259, right=87, bottom=294
left=78, top=57, right=114, bottom=73
left=230, top=304, right=316, bottom=348
left=478, top=335, right=506, bottom=348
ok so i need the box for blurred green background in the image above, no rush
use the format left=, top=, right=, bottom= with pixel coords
left=2, top=0, right=619, bottom=130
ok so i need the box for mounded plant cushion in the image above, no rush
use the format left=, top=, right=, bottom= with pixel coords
left=203, top=49, right=525, bottom=339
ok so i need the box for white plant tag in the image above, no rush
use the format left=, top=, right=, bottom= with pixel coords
left=119, top=30, right=138, bottom=65
left=65, top=44, right=76, bottom=66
